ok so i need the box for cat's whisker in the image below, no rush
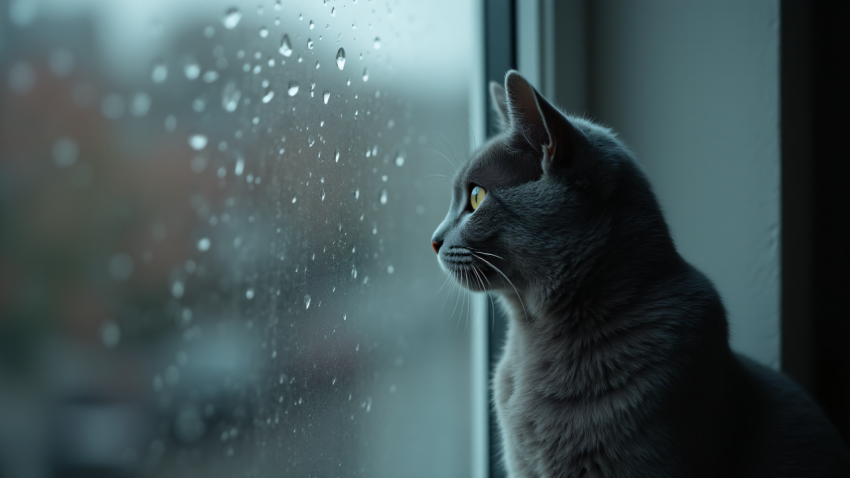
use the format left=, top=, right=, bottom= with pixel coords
left=449, top=105, right=477, bottom=151
left=433, top=130, right=464, bottom=170
left=417, top=174, right=452, bottom=184
left=425, top=148, right=458, bottom=172
left=471, top=252, right=529, bottom=322
left=467, top=247, right=504, bottom=261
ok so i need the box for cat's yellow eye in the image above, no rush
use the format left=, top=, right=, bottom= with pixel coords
left=470, top=186, right=487, bottom=210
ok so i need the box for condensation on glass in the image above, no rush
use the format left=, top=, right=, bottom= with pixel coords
left=0, top=0, right=477, bottom=476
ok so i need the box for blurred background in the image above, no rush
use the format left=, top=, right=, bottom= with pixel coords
left=0, top=0, right=480, bottom=476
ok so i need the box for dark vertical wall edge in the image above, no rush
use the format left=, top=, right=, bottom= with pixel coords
left=483, top=1, right=515, bottom=476
left=780, top=0, right=850, bottom=445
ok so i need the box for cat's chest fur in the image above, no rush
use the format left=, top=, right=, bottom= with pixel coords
left=492, top=302, right=682, bottom=478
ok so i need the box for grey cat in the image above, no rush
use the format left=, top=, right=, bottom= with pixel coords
left=431, top=71, right=850, bottom=477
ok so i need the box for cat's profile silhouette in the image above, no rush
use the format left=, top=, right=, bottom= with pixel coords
left=432, top=70, right=850, bottom=477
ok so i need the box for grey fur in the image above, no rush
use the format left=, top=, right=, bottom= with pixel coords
left=431, top=71, right=850, bottom=477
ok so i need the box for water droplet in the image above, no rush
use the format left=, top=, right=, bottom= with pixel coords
left=151, top=61, right=168, bottom=83
left=395, top=154, right=404, bottom=166
left=331, top=7, right=336, bottom=16
left=183, top=60, right=201, bottom=80
left=364, top=397, right=371, bottom=412
left=351, top=266, right=358, bottom=279
left=262, top=89, right=274, bottom=103
left=321, top=189, right=326, bottom=201
left=354, top=188, right=360, bottom=199
left=101, top=321, right=121, bottom=348
left=287, top=81, right=299, bottom=96
left=8, top=62, right=35, bottom=94
left=235, top=157, right=244, bottom=176
left=374, top=37, right=381, bottom=49
left=316, top=61, right=321, bottom=69
left=388, top=265, right=395, bottom=274
left=52, top=137, right=78, bottom=167
left=380, top=189, right=387, bottom=204
left=334, top=147, right=340, bottom=162
left=362, top=68, right=369, bottom=82
left=202, top=70, right=219, bottom=83
left=49, top=49, right=75, bottom=77
left=222, top=8, right=242, bottom=29
left=246, top=288, right=254, bottom=299
left=279, top=34, right=293, bottom=56
left=188, top=134, right=208, bottom=150
left=171, top=281, right=185, bottom=298
left=308, top=136, right=315, bottom=147
left=335, top=48, right=346, bottom=70
left=164, top=115, right=177, bottom=131
left=222, top=81, right=241, bottom=112
left=309, top=20, right=315, bottom=29
left=275, top=0, right=282, bottom=11
left=292, top=196, right=297, bottom=203
left=304, top=295, right=311, bottom=309
left=307, top=38, right=314, bottom=49
left=108, top=253, right=134, bottom=281
left=197, top=237, right=211, bottom=251
left=259, top=26, right=268, bottom=38
left=322, top=90, right=331, bottom=104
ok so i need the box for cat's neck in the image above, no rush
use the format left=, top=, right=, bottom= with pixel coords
left=498, top=252, right=728, bottom=399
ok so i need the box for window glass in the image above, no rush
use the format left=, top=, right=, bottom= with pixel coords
left=0, top=0, right=477, bottom=476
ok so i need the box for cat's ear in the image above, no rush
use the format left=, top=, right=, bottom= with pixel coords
left=489, top=81, right=509, bottom=132
left=503, top=70, right=585, bottom=173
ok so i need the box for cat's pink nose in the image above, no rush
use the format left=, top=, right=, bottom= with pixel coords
left=432, top=240, right=443, bottom=254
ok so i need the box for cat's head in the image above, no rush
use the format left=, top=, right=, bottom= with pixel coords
left=431, top=71, right=668, bottom=302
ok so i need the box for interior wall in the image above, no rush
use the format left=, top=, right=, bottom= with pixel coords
left=582, top=0, right=781, bottom=367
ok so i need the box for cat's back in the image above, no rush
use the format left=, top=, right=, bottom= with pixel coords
left=727, top=354, right=850, bottom=476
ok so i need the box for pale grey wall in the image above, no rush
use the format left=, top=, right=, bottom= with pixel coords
left=582, top=0, right=780, bottom=367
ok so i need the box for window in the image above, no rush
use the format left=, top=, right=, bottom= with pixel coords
left=0, top=0, right=482, bottom=476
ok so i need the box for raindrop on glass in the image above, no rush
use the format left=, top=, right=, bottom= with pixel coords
left=235, top=157, right=245, bottom=176
left=151, top=62, right=168, bottom=83
left=197, top=237, right=211, bottom=251
left=49, top=49, right=75, bottom=77
left=287, top=81, right=299, bottom=96
left=321, top=189, right=326, bottom=201
left=108, top=253, right=134, bottom=281
left=222, top=8, right=242, bottom=29
left=395, top=154, right=405, bottom=166
left=307, top=38, right=313, bottom=50
left=374, top=37, right=381, bottom=49
left=184, top=60, right=200, bottom=80
left=222, top=81, right=241, bottom=112
left=331, top=7, right=336, bottom=16
left=308, top=136, right=315, bottom=147
left=323, top=90, right=330, bottom=104
left=380, top=189, right=387, bottom=205
left=362, top=68, right=369, bottom=82
left=202, top=70, right=219, bottom=83
left=351, top=266, right=357, bottom=279
left=304, top=295, right=311, bottom=309
left=354, top=188, right=359, bottom=199
left=259, top=26, right=268, bottom=38
left=335, top=48, right=346, bottom=70
left=246, top=288, right=255, bottom=299
left=262, top=89, right=274, bottom=103
left=188, top=134, right=208, bottom=150
left=101, top=321, right=121, bottom=348
left=309, top=20, right=315, bottom=30
left=334, top=147, right=340, bottom=162
left=53, top=137, right=78, bottom=167
left=279, top=34, right=293, bottom=57
left=171, top=281, right=185, bottom=298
